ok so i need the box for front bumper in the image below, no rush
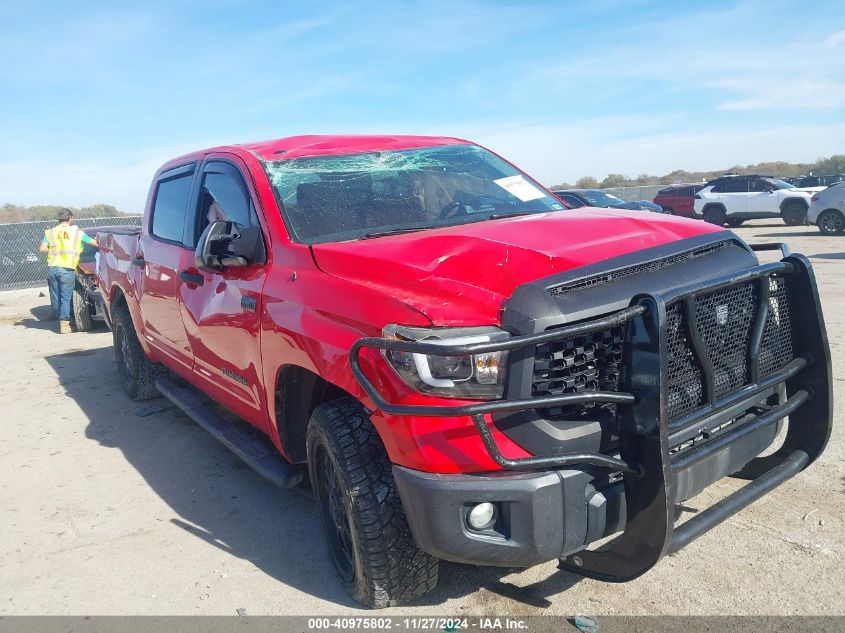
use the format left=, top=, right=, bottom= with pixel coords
left=350, top=246, right=832, bottom=579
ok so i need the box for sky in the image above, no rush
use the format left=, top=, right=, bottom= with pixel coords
left=1, top=0, right=844, bottom=212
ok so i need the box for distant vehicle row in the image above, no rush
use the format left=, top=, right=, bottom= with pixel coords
left=692, top=174, right=814, bottom=226
left=552, top=189, right=665, bottom=213
left=781, top=174, right=845, bottom=189
left=579, top=174, right=844, bottom=235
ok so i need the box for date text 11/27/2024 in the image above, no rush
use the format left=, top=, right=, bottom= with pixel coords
left=307, top=617, right=530, bottom=631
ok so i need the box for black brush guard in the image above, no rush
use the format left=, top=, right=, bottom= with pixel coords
left=349, top=249, right=832, bottom=581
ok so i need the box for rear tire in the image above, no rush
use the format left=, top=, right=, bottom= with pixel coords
left=306, top=398, right=439, bottom=608
left=703, top=206, right=726, bottom=226
left=782, top=202, right=807, bottom=226
left=71, top=284, right=93, bottom=332
left=112, top=304, right=163, bottom=400
left=817, top=209, right=845, bottom=235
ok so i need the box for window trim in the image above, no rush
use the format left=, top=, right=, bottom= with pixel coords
left=148, top=162, right=198, bottom=248
left=186, top=156, right=270, bottom=260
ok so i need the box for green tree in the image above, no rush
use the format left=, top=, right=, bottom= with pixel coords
left=599, top=173, right=632, bottom=188
left=575, top=176, right=599, bottom=188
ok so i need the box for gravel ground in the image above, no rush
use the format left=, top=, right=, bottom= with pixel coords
left=0, top=220, right=842, bottom=616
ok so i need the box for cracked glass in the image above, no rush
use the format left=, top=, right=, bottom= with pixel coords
left=263, top=144, right=564, bottom=244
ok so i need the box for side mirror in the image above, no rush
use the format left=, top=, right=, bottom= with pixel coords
left=195, top=221, right=265, bottom=270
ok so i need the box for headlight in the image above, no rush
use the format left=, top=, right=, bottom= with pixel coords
left=382, top=325, right=510, bottom=400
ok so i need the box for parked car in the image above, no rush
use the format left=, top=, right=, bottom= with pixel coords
left=694, top=174, right=815, bottom=226
left=798, top=175, right=845, bottom=189
left=808, top=181, right=845, bottom=235
left=653, top=183, right=704, bottom=217
left=71, top=225, right=141, bottom=331
left=96, top=135, right=831, bottom=608
left=552, top=189, right=664, bottom=212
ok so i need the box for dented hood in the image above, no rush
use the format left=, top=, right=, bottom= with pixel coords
left=311, top=210, right=724, bottom=326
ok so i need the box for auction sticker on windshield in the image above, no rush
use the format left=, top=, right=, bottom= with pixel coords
left=493, top=175, right=546, bottom=202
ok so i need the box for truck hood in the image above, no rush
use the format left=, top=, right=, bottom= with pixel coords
left=310, top=210, right=724, bottom=326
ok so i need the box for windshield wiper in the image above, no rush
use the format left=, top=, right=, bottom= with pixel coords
left=363, top=225, right=434, bottom=239
left=488, top=211, right=535, bottom=220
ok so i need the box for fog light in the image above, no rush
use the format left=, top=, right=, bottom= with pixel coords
left=467, top=502, right=496, bottom=530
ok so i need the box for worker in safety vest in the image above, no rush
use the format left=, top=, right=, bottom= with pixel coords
left=38, top=208, right=97, bottom=334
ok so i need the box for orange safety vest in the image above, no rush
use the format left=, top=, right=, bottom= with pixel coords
left=44, top=223, right=84, bottom=269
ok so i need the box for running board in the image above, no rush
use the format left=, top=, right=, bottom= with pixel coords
left=156, top=376, right=304, bottom=488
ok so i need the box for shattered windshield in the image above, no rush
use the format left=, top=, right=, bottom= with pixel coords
left=263, top=144, right=564, bottom=244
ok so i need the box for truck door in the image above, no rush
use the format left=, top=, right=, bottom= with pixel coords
left=136, top=163, right=198, bottom=373
left=179, top=158, right=270, bottom=429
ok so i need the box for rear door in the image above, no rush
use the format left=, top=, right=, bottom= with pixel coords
left=136, top=163, right=199, bottom=372
left=179, top=157, right=271, bottom=429
left=677, top=186, right=694, bottom=216
left=712, top=178, right=749, bottom=215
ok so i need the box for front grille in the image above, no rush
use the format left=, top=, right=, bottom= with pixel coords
left=532, top=324, right=625, bottom=420
left=695, top=282, right=757, bottom=399
left=531, top=276, right=795, bottom=423
left=665, top=304, right=705, bottom=419
left=760, top=277, right=793, bottom=376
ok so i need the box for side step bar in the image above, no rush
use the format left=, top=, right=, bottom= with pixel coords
left=156, top=376, right=304, bottom=488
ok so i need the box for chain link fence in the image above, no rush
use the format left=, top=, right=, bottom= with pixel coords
left=599, top=184, right=671, bottom=203
left=0, top=216, right=142, bottom=291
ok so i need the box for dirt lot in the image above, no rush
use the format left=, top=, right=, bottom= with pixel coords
left=0, top=220, right=843, bottom=616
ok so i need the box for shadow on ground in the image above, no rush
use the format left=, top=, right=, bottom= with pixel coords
left=45, top=346, right=582, bottom=610
left=809, top=252, right=845, bottom=261
left=14, top=302, right=108, bottom=333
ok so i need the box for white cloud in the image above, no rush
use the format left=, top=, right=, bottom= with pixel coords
left=3, top=117, right=843, bottom=209
left=823, top=30, right=845, bottom=48
left=457, top=120, right=845, bottom=185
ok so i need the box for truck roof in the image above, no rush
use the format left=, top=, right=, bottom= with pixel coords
left=233, top=135, right=471, bottom=161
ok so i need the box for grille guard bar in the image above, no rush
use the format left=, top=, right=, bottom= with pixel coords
left=349, top=250, right=832, bottom=579
left=350, top=304, right=646, bottom=474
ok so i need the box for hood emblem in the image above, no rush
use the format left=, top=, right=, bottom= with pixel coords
left=716, top=304, right=729, bottom=326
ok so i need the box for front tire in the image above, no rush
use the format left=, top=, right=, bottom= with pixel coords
left=817, top=209, right=845, bottom=235
left=782, top=202, right=807, bottom=226
left=703, top=206, right=726, bottom=226
left=112, top=304, right=163, bottom=400
left=71, top=284, right=94, bottom=332
left=306, top=398, right=439, bottom=608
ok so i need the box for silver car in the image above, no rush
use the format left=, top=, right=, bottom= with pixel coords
left=808, top=182, right=845, bottom=235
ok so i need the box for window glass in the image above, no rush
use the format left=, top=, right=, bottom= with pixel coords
left=152, top=173, right=193, bottom=243
left=678, top=187, right=693, bottom=197
left=263, top=144, right=564, bottom=244
left=580, top=190, right=625, bottom=206
left=200, top=171, right=257, bottom=229
left=748, top=179, right=770, bottom=192
left=765, top=179, right=794, bottom=190
left=719, top=179, right=747, bottom=193
left=558, top=193, right=584, bottom=208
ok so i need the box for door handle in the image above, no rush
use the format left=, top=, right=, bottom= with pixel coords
left=179, top=271, right=205, bottom=286
left=131, top=256, right=145, bottom=267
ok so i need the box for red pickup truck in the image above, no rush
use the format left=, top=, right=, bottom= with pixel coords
left=97, top=135, right=832, bottom=608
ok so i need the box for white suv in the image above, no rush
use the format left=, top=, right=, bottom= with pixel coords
left=693, top=175, right=814, bottom=227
